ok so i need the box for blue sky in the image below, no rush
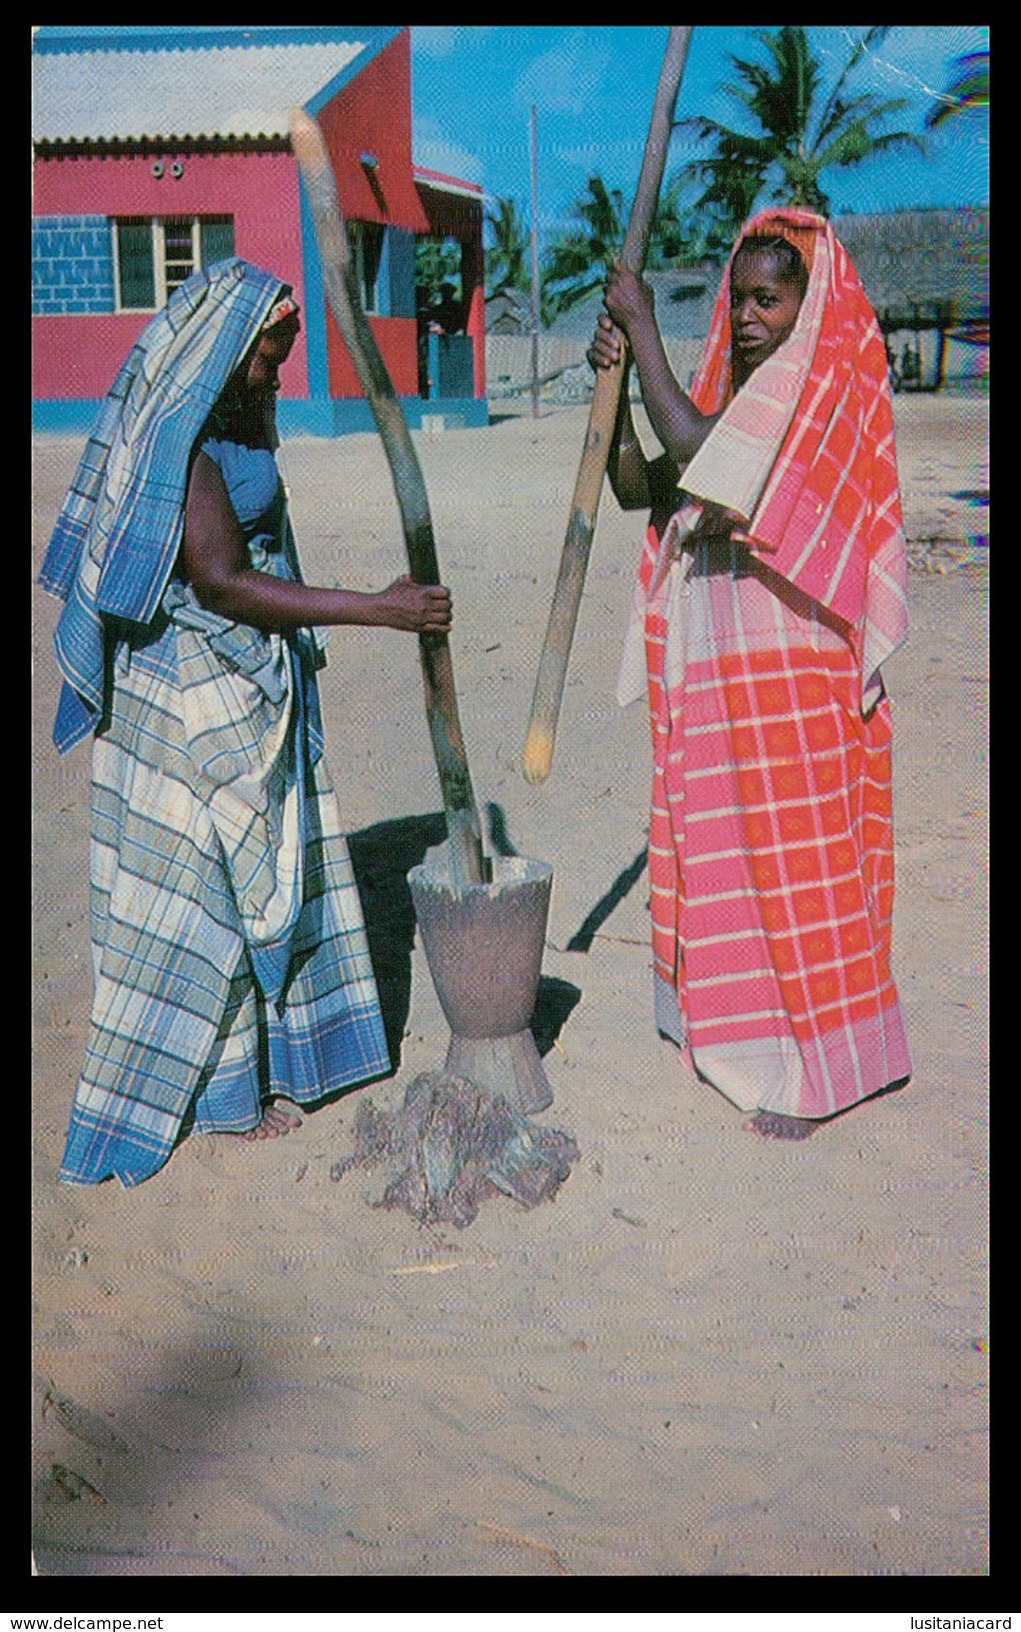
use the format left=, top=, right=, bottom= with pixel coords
left=409, top=25, right=989, bottom=242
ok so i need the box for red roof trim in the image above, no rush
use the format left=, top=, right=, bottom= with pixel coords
left=413, top=165, right=483, bottom=199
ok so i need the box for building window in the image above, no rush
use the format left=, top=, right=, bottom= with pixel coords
left=347, top=221, right=384, bottom=315
left=113, top=216, right=235, bottom=311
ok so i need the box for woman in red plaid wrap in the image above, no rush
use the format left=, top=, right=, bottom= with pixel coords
left=590, top=209, right=911, bottom=1140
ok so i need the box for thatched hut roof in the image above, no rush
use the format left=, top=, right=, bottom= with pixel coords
left=832, top=207, right=988, bottom=334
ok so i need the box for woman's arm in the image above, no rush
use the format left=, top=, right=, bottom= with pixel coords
left=181, top=450, right=452, bottom=635
left=590, top=317, right=682, bottom=511
left=602, top=265, right=722, bottom=465
left=591, top=326, right=653, bottom=511
left=590, top=314, right=682, bottom=531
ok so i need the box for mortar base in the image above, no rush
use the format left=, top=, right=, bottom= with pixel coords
left=444, top=1029, right=553, bottom=1116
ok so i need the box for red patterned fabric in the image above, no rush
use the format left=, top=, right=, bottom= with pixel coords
left=630, top=209, right=911, bottom=1118
left=690, top=208, right=909, bottom=711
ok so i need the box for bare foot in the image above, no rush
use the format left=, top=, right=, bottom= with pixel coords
left=743, top=1110, right=815, bottom=1141
left=238, top=1101, right=302, bottom=1142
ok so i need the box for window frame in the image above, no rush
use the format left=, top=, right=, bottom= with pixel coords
left=347, top=220, right=385, bottom=316
left=158, top=216, right=200, bottom=303
left=112, top=215, right=233, bottom=312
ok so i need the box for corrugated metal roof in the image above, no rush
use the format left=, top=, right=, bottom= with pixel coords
left=31, top=32, right=381, bottom=144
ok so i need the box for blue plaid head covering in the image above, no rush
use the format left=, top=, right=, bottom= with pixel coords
left=38, top=257, right=287, bottom=751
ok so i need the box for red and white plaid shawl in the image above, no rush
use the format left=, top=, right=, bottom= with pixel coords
left=615, top=209, right=913, bottom=1118
left=620, top=209, right=908, bottom=715
left=692, top=208, right=908, bottom=710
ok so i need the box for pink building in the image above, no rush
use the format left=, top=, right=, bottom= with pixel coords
left=32, top=25, right=487, bottom=435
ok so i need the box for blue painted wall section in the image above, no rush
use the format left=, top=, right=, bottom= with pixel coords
left=426, top=333, right=475, bottom=401
left=296, top=173, right=330, bottom=404
left=386, top=227, right=416, bottom=320
left=32, top=216, right=115, bottom=314
left=33, top=394, right=489, bottom=436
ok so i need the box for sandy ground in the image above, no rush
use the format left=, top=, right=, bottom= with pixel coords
left=31, top=390, right=988, bottom=1578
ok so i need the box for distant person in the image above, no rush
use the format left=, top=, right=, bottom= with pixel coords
left=588, top=209, right=911, bottom=1140
left=429, top=281, right=463, bottom=336
left=900, top=341, right=921, bottom=389
left=886, top=338, right=901, bottom=392
left=416, top=288, right=433, bottom=396
left=38, top=259, right=453, bottom=1186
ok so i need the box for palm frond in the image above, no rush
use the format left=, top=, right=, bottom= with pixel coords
left=816, top=25, right=891, bottom=138
left=814, top=122, right=924, bottom=173
left=816, top=92, right=914, bottom=153
left=484, top=195, right=531, bottom=297
left=684, top=26, right=926, bottom=227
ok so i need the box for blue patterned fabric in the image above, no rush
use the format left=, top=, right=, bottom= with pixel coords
left=39, top=258, right=283, bottom=751
left=41, top=265, right=392, bottom=1185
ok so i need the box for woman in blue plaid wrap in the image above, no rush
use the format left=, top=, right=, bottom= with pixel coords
left=39, top=259, right=451, bottom=1186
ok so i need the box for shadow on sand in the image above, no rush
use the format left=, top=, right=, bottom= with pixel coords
left=563, top=847, right=648, bottom=954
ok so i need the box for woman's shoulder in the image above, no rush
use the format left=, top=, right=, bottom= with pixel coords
left=193, top=426, right=281, bottom=528
left=197, top=424, right=275, bottom=470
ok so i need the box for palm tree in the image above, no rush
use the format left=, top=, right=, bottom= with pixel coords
left=541, top=174, right=626, bottom=320
left=415, top=237, right=461, bottom=307
left=642, top=174, right=734, bottom=268
left=926, top=49, right=988, bottom=128
left=540, top=173, right=706, bottom=320
left=484, top=196, right=531, bottom=298
left=680, top=26, right=925, bottom=231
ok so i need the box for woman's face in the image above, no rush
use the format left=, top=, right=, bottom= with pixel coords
left=246, top=312, right=301, bottom=397
left=729, top=249, right=804, bottom=382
